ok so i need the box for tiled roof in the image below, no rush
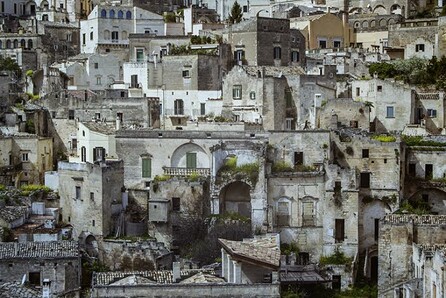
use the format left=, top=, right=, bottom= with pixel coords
left=82, top=121, right=116, bottom=135
left=180, top=272, right=225, bottom=284
left=0, top=282, right=39, bottom=298
left=243, top=66, right=305, bottom=77
left=0, top=241, right=79, bottom=259
left=219, top=235, right=281, bottom=269
left=93, top=269, right=216, bottom=286
left=0, top=206, right=28, bottom=223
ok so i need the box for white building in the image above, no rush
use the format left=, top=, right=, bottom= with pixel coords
left=80, top=4, right=165, bottom=54
left=70, top=121, right=117, bottom=164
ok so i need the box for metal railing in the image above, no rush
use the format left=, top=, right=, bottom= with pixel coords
left=163, top=167, right=210, bottom=177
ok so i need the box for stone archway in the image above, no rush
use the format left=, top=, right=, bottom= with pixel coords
left=85, top=234, right=98, bottom=257
left=408, top=188, right=446, bottom=214
left=219, top=181, right=251, bottom=219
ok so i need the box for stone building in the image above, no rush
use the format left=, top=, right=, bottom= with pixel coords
left=351, top=78, right=416, bottom=133
left=378, top=215, right=446, bottom=297
left=388, top=18, right=439, bottom=59
left=80, top=3, right=164, bottom=54
left=290, top=13, right=353, bottom=50
left=223, top=16, right=306, bottom=67
left=56, top=160, right=124, bottom=243
left=116, top=130, right=268, bottom=233
left=0, top=241, right=81, bottom=297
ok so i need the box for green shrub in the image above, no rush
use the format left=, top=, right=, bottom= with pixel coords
left=153, top=174, right=171, bottom=183
left=320, top=249, right=352, bottom=266
left=272, top=160, right=294, bottom=173
left=25, top=69, right=34, bottom=77
left=371, top=135, right=396, bottom=142
left=20, top=184, right=51, bottom=196
left=188, top=171, right=201, bottom=182
left=0, top=184, right=5, bottom=191
left=402, top=135, right=446, bottom=147
left=281, top=242, right=300, bottom=256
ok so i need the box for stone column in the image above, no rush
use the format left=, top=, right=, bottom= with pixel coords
left=221, top=249, right=227, bottom=280
left=227, top=255, right=233, bottom=283
left=233, top=260, right=241, bottom=283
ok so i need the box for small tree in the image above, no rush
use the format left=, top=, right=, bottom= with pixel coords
left=229, top=1, right=243, bottom=24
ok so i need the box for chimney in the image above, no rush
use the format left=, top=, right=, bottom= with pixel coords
left=173, top=262, right=181, bottom=282
left=42, top=279, right=51, bottom=298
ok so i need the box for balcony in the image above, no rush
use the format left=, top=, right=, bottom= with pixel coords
left=163, top=167, right=210, bottom=177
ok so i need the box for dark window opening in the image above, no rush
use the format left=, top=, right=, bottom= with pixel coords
left=360, top=172, right=370, bottom=188
left=409, top=163, right=416, bottom=176
left=335, top=219, right=345, bottom=243
left=332, top=275, right=341, bottom=290
left=172, top=197, right=180, bottom=211
left=374, top=218, right=379, bottom=241
left=294, top=152, right=303, bottom=166
left=29, top=272, right=40, bottom=286
left=362, top=149, right=369, bottom=158
left=425, top=164, right=433, bottom=180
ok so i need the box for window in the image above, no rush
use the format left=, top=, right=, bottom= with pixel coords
left=319, top=39, right=327, bottom=49
left=96, top=76, right=101, bottom=85
left=186, top=152, right=197, bottom=169
left=374, top=218, right=380, bottom=241
left=285, top=118, right=293, bottom=130
left=360, top=172, right=370, bottom=188
left=356, top=87, right=360, bottom=96
left=90, top=32, right=93, bottom=40
left=332, top=275, right=341, bottom=290
left=142, top=158, right=151, bottom=178
left=81, top=146, right=86, bottom=162
left=126, top=11, right=132, bottom=19
left=200, top=103, right=206, bottom=115
left=29, top=272, right=40, bottom=286
left=302, top=201, right=315, bottom=226
left=82, top=33, right=86, bottom=45
left=422, top=194, right=429, bottom=203
left=291, top=51, right=299, bottom=62
left=232, top=85, right=242, bottom=99
left=22, top=153, right=29, bottom=162
left=117, top=112, right=123, bottom=121
left=386, top=106, right=394, bottom=118
left=182, top=70, right=190, bottom=78
left=427, top=109, right=437, bottom=118
left=101, top=9, right=107, bottom=18
left=273, top=47, right=281, bottom=59
left=243, top=5, right=248, bottom=12
left=75, top=186, right=81, bottom=200
left=277, top=199, right=290, bottom=226
left=92, top=220, right=95, bottom=226
left=130, top=75, right=138, bottom=88
left=109, top=9, right=115, bottom=18
left=172, top=197, right=180, bottom=211
left=294, top=152, right=303, bottom=166
left=90, top=192, right=94, bottom=200
left=136, top=49, right=144, bottom=62
left=362, top=149, right=369, bottom=158
left=174, top=99, right=184, bottom=115
left=425, top=164, right=433, bottom=179
left=377, top=85, right=382, bottom=92
left=94, top=63, right=98, bottom=69
left=93, top=147, right=105, bottom=161
left=409, top=163, right=416, bottom=176
left=333, top=40, right=341, bottom=48
left=416, top=44, right=425, bottom=52
left=335, top=219, right=345, bottom=243
left=111, top=31, right=119, bottom=41
left=118, top=10, right=124, bottom=18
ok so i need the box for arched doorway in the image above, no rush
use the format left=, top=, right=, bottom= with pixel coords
left=85, top=234, right=98, bottom=257
left=219, top=181, right=251, bottom=219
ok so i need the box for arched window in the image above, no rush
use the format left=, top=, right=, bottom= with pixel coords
left=109, top=10, right=115, bottom=18
left=100, top=9, right=107, bottom=18
left=81, top=146, right=86, bottom=162
left=121, top=30, right=128, bottom=40
left=20, top=39, right=26, bottom=48
left=126, top=11, right=131, bottom=19
left=118, top=10, right=124, bottom=18
left=13, top=40, right=18, bottom=48
left=28, top=39, right=33, bottom=49
left=276, top=197, right=291, bottom=227
left=104, top=30, right=110, bottom=40
left=6, top=40, right=11, bottom=49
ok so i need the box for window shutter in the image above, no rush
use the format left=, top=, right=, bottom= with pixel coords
left=142, top=158, right=151, bottom=178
